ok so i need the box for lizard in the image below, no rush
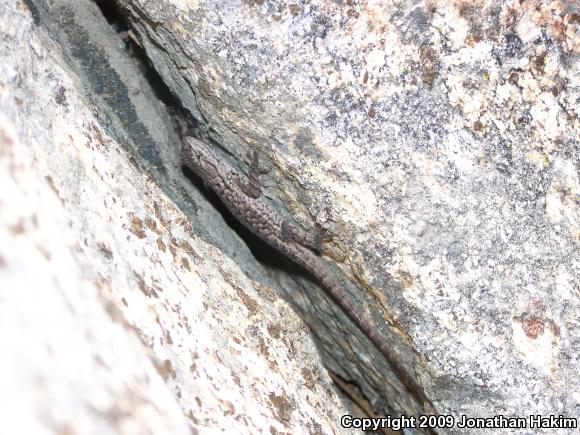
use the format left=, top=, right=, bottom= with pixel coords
left=181, top=136, right=434, bottom=413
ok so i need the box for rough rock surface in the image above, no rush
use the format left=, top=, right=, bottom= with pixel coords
left=113, top=0, right=579, bottom=431
left=0, top=1, right=355, bottom=433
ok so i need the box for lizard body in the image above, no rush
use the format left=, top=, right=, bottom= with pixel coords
left=181, top=137, right=321, bottom=253
left=181, top=136, right=433, bottom=412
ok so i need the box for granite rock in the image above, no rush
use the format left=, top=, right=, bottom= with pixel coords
left=113, top=0, right=579, bottom=431
left=0, top=1, right=355, bottom=433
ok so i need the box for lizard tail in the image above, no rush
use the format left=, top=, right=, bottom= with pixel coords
left=296, top=246, right=435, bottom=414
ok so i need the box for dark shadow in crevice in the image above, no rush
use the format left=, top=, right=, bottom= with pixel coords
left=94, top=0, right=168, bottom=100
left=93, top=0, right=196, bottom=137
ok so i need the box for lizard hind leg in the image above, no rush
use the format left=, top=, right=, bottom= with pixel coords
left=312, top=226, right=329, bottom=254
left=281, top=221, right=327, bottom=255
left=309, top=225, right=330, bottom=254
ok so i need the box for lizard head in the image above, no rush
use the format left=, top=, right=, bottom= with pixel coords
left=181, top=136, right=221, bottom=179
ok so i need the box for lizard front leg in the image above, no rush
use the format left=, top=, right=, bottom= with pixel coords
left=237, top=149, right=262, bottom=199
left=239, top=148, right=326, bottom=254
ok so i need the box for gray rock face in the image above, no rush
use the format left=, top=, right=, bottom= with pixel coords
left=113, top=0, right=579, bottom=431
left=0, top=0, right=356, bottom=433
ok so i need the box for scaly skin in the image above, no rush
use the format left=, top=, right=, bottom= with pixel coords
left=181, top=136, right=434, bottom=413
left=181, top=137, right=321, bottom=252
